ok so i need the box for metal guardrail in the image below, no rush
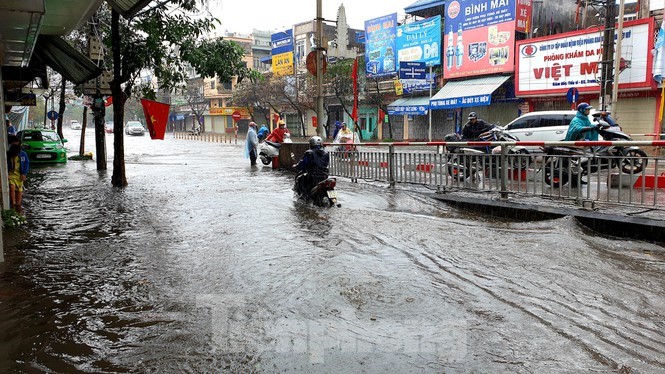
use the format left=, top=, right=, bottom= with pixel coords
left=173, top=131, right=237, bottom=144
left=328, top=141, right=665, bottom=209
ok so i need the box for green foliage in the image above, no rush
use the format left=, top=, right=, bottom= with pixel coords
left=2, top=209, right=26, bottom=228
left=99, top=1, right=259, bottom=98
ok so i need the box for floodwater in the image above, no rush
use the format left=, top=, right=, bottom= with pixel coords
left=1, top=129, right=664, bottom=373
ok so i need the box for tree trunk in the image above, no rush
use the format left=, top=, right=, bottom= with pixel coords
left=57, top=79, right=66, bottom=140
left=111, top=9, right=127, bottom=187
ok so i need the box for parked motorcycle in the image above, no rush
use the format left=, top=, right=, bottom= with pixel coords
left=542, top=123, right=648, bottom=187
left=294, top=171, right=339, bottom=207
left=445, top=126, right=531, bottom=181
left=259, top=133, right=292, bottom=165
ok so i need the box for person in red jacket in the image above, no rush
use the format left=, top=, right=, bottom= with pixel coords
left=266, top=120, right=290, bottom=143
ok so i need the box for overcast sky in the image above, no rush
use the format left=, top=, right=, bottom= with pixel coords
left=210, top=0, right=415, bottom=34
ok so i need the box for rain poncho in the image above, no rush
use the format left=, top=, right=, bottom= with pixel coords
left=244, top=126, right=258, bottom=158
left=332, top=121, right=343, bottom=140
left=565, top=111, right=598, bottom=141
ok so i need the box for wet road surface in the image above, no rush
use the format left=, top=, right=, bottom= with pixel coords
left=1, top=129, right=664, bottom=373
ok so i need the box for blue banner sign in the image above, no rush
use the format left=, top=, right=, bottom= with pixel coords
left=396, top=15, right=442, bottom=67
left=271, top=29, right=293, bottom=55
left=388, top=104, right=429, bottom=116
left=430, top=93, right=492, bottom=109
left=364, top=13, right=398, bottom=78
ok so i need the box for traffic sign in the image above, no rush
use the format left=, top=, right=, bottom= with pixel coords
left=399, top=61, right=427, bottom=80
left=306, top=51, right=327, bottom=77
left=47, top=110, right=59, bottom=121
left=232, top=111, right=242, bottom=121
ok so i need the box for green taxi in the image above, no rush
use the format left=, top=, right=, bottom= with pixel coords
left=17, top=129, right=68, bottom=163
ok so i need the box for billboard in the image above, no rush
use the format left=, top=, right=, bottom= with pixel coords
left=515, top=18, right=655, bottom=96
left=396, top=15, right=442, bottom=67
left=443, top=0, right=516, bottom=78
left=271, top=29, right=294, bottom=77
left=364, top=13, right=398, bottom=78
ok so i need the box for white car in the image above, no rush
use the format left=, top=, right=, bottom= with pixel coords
left=502, top=110, right=616, bottom=145
left=124, top=121, right=145, bottom=136
left=70, top=120, right=82, bottom=130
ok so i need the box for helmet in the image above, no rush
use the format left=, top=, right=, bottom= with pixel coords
left=577, top=102, right=593, bottom=112
left=309, top=136, right=323, bottom=149
left=249, top=121, right=257, bottom=127
left=278, top=120, right=286, bottom=126
left=468, top=112, right=477, bottom=120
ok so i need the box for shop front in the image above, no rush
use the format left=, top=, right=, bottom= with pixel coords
left=204, top=107, right=250, bottom=134
left=515, top=18, right=659, bottom=136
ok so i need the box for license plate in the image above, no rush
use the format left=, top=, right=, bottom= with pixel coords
left=36, top=154, right=51, bottom=159
left=327, top=190, right=337, bottom=199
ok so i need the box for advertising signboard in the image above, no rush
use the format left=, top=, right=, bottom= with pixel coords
left=515, top=18, right=655, bottom=96
left=396, top=15, right=442, bottom=67
left=364, top=13, right=398, bottom=78
left=515, top=0, right=532, bottom=33
left=443, top=0, right=516, bottom=79
left=271, top=29, right=294, bottom=77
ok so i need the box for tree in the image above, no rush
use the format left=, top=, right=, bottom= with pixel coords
left=179, top=77, right=208, bottom=131
left=102, top=1, right=257, bottom=187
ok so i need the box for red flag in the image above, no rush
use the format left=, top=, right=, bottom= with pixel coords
left=140, top=98, right=170, bottom=140
left=351, top=57, right=359, bottom=123
left=104, top=96, right=113, bottom=107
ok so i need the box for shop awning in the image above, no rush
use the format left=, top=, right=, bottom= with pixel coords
left=429, top=75, right=511, bottom=110
left=33, top=35, right=102, bottom=85
left=404, top=0, right=445, bottom=18
left=260, top=56, right=272, bottom=64
left=387, top=96, right=430, bottom=115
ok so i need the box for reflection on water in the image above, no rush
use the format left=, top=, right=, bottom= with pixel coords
left=1, top=130, right=664, bottom=372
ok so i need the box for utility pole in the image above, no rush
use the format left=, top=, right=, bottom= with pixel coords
left=599, top=0, right=616, bottom=111
left=315, top=0, right=325, bottom=137
left=610, top=0, right=626, bottom=118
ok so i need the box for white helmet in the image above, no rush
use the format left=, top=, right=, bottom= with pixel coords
left=309, top=136, right=323, bottom=148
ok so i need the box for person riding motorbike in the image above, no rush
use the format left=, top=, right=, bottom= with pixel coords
left=257, top=124, right=270, bottom=142
left=461, top=112, right=493, bottom=140
left=295, top=136, right=330, bottom=196
left=565, top=102, right=599, bottom=141
left=266, top=120, right=290, bottom=143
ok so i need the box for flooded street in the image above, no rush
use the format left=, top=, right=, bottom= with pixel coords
left=1, top=129, right=664, bottom=373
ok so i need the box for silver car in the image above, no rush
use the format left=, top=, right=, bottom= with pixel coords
left=502, top=110, right=614, bottom=146
left=124, top=121, right=145, bottom=136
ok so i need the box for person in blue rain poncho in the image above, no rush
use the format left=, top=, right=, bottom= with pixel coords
left=257, top=124, right=270, bottom=142
left=564, top=103, right=599, bottom=141
left=332, top=121, right=343, bottom=140
left=244, top=122, right=259, bottom=165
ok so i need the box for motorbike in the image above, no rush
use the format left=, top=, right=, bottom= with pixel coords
left=333, top=131, right=359, bottom=158
left=188, top=126, right=201, bottom=135
left=445, top=126, right=531, bottom=181
left=294, top=171, right=339, bottom=207
left=259, top=133, right=292, bottom=165
left=541, top=122, right=648, bottom=187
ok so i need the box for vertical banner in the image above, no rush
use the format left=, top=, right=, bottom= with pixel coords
left=443, top=0, right=516, bottom=79
left=364, top=13, right=398, bottom=78
left=396, top=15, right=442, bottom=67
left=515, top=0, right=532, bottom=33
left=140, top=98, right=170, bottom=140
left=271, top=29, right=294, bottom=77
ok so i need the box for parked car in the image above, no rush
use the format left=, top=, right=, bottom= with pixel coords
left=105, top=121, right=114, bottom=133
left=17, top=129, right=67, bottom=163
left=70, top=120, right=82, bottom=130
left=502, top=110, right=617, bottom=146
left=124, top=121, right=145, bottom=136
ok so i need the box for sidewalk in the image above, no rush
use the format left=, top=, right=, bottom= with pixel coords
left=427, top=190, right=665, bottom=243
